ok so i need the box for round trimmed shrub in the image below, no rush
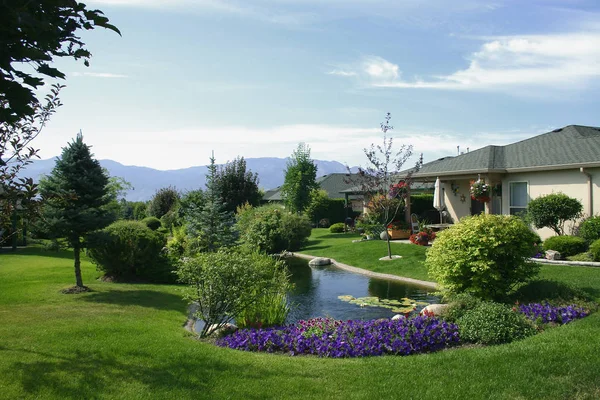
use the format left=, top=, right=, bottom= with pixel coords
left=142, top=216, right=162, bottom=231
left=578, top=216, right=600, bottom=243
left=425, top=214, right=539, bottom=301
left=590, top=238, right=600, bottom=262
left=457, top=302, right=535, bottom=345
left=329, top=222, right=345, bottom=233
left=527, top=193, right=583, bottom=236
left=87, top=220, right=173, bottom=283
left=543, top=235, right=587, bottom=258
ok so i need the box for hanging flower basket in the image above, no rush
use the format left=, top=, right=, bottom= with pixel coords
left=470, top=179, right=490, bottom=203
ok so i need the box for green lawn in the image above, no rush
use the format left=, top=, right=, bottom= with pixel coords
left=1, top=246, right=600, bottom=399
left=300, top=228, right=431, bottom=281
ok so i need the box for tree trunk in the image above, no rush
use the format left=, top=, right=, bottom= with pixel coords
left=74, top=242, right=84, bottom=287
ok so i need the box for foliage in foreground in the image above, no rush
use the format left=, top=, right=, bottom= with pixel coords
left=457, top=302, right=536, bottom=345
left=87, top=220, right=173, bottom=283
left=176, top=249, right=290, bottom=337
left=426, top=214, right=539, bottom=300
left=217, top=316, right=460, bottom=358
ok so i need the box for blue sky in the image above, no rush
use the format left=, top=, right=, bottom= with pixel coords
left=36, top=0, right=600, bottom=170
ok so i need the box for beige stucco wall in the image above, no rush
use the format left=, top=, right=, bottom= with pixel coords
left=441, top=179, right=473, bottom=223
left=500, top=168, right=600, bottom=240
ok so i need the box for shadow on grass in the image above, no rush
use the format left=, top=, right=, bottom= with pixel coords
left=4, top=346, right=275, bottom=399
left=0, top=247, right=75, bottom=260
left=79, top=289, right=187, bottom=312
left=511, top=279, right=598, bottom=303
left=300, top=245, right=329, bottom=251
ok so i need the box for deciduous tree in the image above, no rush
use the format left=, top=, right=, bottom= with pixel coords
left=281, top=143, right=318, bottom=213
left=216, top=156, right=261, bottom=213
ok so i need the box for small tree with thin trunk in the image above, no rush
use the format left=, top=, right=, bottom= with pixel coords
left=348, top=113, right=421, bottom=259
left=39, top=133, right=113, bottom=292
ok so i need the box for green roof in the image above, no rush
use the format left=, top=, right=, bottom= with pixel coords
left=411, top=125, right=600, bottom=177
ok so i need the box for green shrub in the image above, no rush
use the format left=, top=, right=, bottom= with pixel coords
left=329, top=222, right=345, bottom=233
left=425, top=214, right=539, bottom=301
left=441, top=293, right=483, bottom=323
left=457, top=302, right=536, bottom=345
left=410, top=194, right=434, bottom=217
left=590, top=239, right=600, bottom=262
left=305, top=190, right=352, bottom=225
left=566, top=252, right=594, bottom=262
left=578, top=216, right=600, bottom=243
left=543, top=235, right=587, bottom=258
left=87, top=220, right=173, bottom=283
left=175, top=248, right=290, bottom=337
left=236, top=205, right=312, bottom=253
left=165, top=225, right=189, bottom=259
left=142, top=216, right=162, bottom=231
left=527, top=193, right=583, bottom=235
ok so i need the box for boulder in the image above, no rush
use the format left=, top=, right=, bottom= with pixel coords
left=206, top=322, right=238, bottom=337
left=420, top=304, right=449, bottom=316
left=309, top=257, right=331, bottom=267
left=545, top=250, right=562, bottom=260
left=380, top=231, right=390, bottom=240
left=391, top=314, right=406, bottom=321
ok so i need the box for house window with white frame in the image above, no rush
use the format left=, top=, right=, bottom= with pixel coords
left=509, top=182, right=528, bottom=216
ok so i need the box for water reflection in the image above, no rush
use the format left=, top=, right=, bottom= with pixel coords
left=285, top=257, right=438, bottom=323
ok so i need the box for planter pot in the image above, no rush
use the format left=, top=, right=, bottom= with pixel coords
left=387, top=228, right=412, bottom=240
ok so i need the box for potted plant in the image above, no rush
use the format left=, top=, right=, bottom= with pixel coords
left=409, top=230, right=436, bottom=246
left=387, top=220, right=411, bottom=239
left=470, top=179, right=490, bottom=203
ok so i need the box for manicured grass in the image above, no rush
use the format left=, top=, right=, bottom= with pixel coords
left=300, top=228, right=431, bottom=281
left=1, top=247, right=600, bottom=399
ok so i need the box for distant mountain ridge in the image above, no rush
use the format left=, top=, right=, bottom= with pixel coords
left=26, top=157, right=359, bottom=201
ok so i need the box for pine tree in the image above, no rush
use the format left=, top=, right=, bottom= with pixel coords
left=39, top=133, right=113, bottom=291
left=281, top=143, right=318, bottom=213
left=186, top=154, right=236, bottom=252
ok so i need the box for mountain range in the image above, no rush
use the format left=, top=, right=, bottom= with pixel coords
left=25, top=158, right=359, bottom=201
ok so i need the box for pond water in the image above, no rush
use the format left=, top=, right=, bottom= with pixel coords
left=285, top=257, right=439, bottom=323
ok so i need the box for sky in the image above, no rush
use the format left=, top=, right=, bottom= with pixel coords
left=34, top=0, right=600, bottom=170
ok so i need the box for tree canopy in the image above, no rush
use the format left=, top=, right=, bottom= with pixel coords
left=39, top=132, right=113, bottom=290
left=0, top=0, right=120, bottom=125
left=281, top=143, right=318, bottom=213
left=216, top=156, right=261, bottom=213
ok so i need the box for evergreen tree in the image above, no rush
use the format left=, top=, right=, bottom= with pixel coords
left=216, top=156, right=261, bottom=213
left=39, top=133, right=113, bottom=291
left=186, top=154, right=236, bottom=252
left=281, top=143, right=318, bottom=213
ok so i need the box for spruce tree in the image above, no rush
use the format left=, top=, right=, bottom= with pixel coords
left=40, top=133, right=113, bottom=291
left=281, top=143, right=318, bottom=213
left=186, top=154, right=236, bottom=252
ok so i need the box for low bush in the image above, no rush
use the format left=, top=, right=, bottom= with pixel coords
left=543, top=235, right=587, bottom=258
left=441, top=293, right=483, bottom=323
left=142, top=216, right=162, bottom=231
left=236, top=205, right=312, bottom=253
left=176, top=248, right=290, bottom=337
left=590, top=239, right=600, bottom=262
left=329, top=222, right=345, bottom=233
left=577, top=215, right=600, bottom=243
left=457, top=302, right=535, bottom=345
left=566, top=252, right=594, bottom=262
left=87, top=220, right=172, bottom=283
left=425, top=214, right=539, bottom=300
left=217, top=316, right=460, bottom=357
left=527, top=193, right=583, bottom=236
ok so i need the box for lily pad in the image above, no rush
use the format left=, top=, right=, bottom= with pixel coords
left=338, top=294, right=421, bottom=313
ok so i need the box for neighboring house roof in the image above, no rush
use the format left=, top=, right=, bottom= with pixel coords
left=262, top=173, right=362, bottom=201
left=340, top=180, right=434, bottom=195
left=410, top=125, right=600, bottom=178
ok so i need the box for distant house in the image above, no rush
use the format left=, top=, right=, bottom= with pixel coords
left=407, top=125, right=600, bottom=239
left=262, top=173, right=364, bottom=207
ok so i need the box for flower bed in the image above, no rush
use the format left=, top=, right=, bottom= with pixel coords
left=217, top=316, right=460, bottom=358
left=518, top=303, right=588, bottom=325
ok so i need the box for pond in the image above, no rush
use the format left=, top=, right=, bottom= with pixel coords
left=193, top=257, right=440, bottom=333
left=285, top=257, right=439, bottom=323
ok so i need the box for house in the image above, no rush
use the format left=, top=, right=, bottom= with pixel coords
left=408, top=125, right=600, bottom=239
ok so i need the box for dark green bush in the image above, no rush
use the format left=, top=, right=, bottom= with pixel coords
left=236, top=205, right=312, bottom=254
left=410, top=194, right=433, bottom=217
left=329, top=222, right=345, bottom=233
left=527, top=193, right=583, bottom=236
left=441, top=293, right=483, bottom=323
left=578, top=216, right=600, bottom=243
left=142, top=216, right=162, bottom=231
left=87, top=220, right=173, bottom=283
left=425, top=214, right=539, bottom=300
left=566, top=252, right=594, bottom=262
left=543, top=235, right=587, bottom=258
left=590, top=239, right=600, bottom=262
left=457, top=302, right=535, bottom=345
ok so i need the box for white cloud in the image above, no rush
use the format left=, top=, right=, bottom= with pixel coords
left=71, top=72, right=128, bottom=78
left=37, top=123, right=535, bottom=170
left=332, top=32, right=600, bottom=93
left=328, top=69, right=358, bottom=77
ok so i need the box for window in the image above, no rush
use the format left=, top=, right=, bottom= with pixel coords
left=509, top=182, right=528, bottom=216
